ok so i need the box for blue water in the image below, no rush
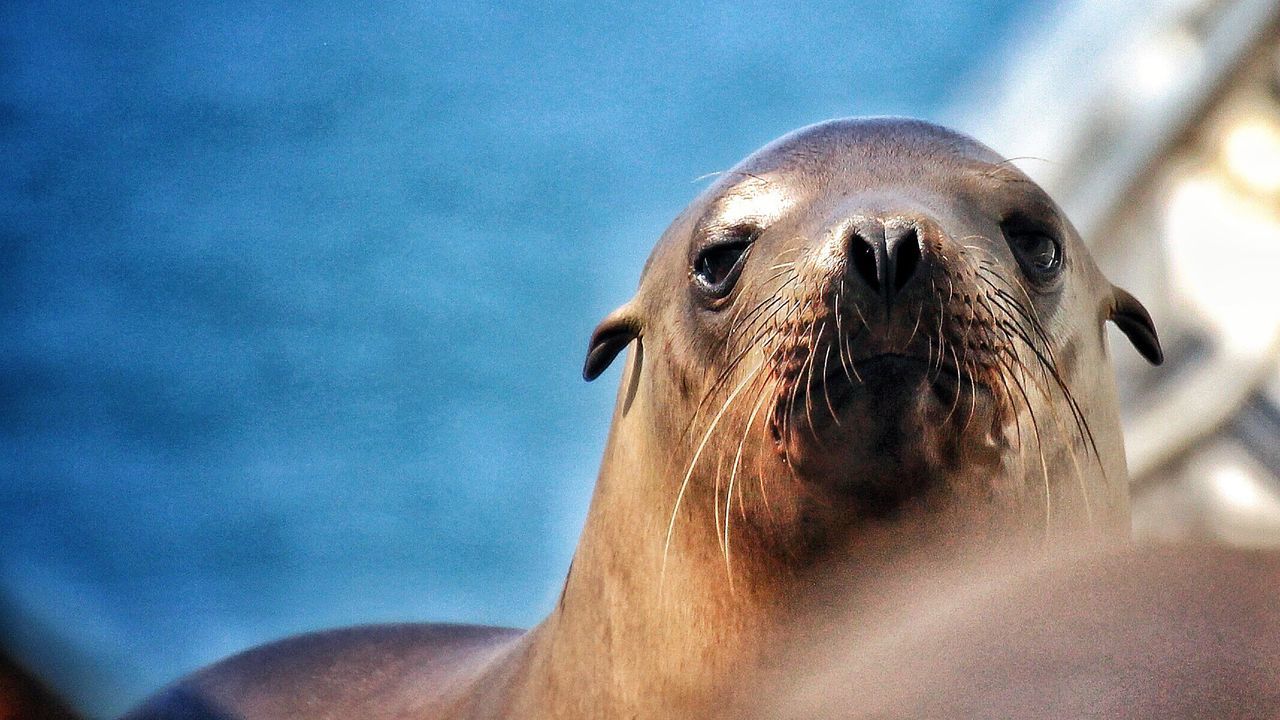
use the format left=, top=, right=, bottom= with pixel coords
left=1, top=1, right=1050, bottom=715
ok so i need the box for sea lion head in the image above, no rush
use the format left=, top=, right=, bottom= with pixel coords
left=584, top=118, right=1162, bottom=557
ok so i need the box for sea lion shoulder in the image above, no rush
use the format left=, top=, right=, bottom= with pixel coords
left=121, top=623, right=521, bottom=720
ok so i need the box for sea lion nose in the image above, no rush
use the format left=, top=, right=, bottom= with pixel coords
left=847, top=217, right=924, bottom=308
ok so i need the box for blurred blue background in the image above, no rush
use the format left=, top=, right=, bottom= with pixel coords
left=1, top=1, right=1052, bottom=715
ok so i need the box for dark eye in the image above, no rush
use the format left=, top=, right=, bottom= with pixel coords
left=1001, top=216, right=1062, bottom=279
left=693, top=229, right=756, bottom=298
left=1021, top=235, right=1060, bottom=272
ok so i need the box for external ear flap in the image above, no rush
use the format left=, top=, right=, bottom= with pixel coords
left=583, top=305, right=641, bottom=381
left=1109, top=286, right=1164, bottom=366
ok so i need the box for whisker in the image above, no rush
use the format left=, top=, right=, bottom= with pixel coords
left=942, top=341, right=964, bottom=424
left=1000, top=348, right=1052, bottom=537
left=961, top=357, right=979, bottom=434
left=903, top=303, right=924, bottom=350
left=685, top=299, right=797, bottom=440
left=802, top=321, right=826, bottom=442
left=723, top=378, right=775, bottom=589
left=975, top=269, right=1101, bottom=469
left=820, top=338, right=841, bottom=424
left=661, top=358, right=768, bottom=587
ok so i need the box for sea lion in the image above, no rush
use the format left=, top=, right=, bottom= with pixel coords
left=122, top=117, right=1162, bottom=719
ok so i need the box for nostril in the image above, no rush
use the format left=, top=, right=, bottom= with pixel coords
left=850, top=232, right=880, bottom=291
left=892, top=229, right=921, bottom=292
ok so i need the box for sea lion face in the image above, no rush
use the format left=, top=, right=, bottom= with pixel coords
left=586, top=118, right=1162, bottom=548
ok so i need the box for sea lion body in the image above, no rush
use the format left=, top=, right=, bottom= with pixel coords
left=124, top=118, right=1162, bottom=719
left=755, top=543, right=1280, bottom=720
left=124, top=625, right=521, bottom=719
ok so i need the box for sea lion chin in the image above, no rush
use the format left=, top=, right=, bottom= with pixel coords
left=778, top=352, right=1005, bottom=518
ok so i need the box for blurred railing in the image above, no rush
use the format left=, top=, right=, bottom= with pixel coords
left=954, top=0, right=1280, bottom=546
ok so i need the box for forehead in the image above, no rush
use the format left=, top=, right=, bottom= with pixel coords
left=700, top=120, right=1042, bottom=225
left=750, top=120, right=1018, bottom=185
left=746, top=118, right=1006, bottom=171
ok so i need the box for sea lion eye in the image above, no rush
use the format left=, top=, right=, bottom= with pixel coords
left=693, top=227, right=756, bottom=298
left=1023, top=236, right=1060, bottom=272
left=1002, top=215, right=1062, bottom=279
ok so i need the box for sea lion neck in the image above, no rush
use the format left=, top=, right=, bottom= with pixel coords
left=491, top=375, right=790, bottom=716
left=494, top=384, right=1039, bottom=718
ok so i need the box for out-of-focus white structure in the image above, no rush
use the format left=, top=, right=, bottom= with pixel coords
left=953, top=0, right=1280, bottom=545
